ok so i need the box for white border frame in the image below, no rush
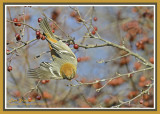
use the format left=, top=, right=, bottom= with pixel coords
left=5, top=4, right=156, bottom=110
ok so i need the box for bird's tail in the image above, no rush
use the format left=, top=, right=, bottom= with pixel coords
left=39, top=16, right=57, bottom=43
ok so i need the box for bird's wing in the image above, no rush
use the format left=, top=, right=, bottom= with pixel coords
left=27, top=62, right=62, bottom=80
left=49, top=40, right=76, bottom=58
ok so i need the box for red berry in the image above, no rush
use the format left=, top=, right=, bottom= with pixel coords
left=39, top=34, right=43, bottom=39
left=15, top=33, right=21, bottom=41
left=92, top=30, right=96, bottom=35
left=136, top=41, right=145, bottom=50
left=13, top=18, right=18, bottom=22
left=139, top=99, right=143, bottom=104
left=129, top=74, right=133, bottom=78
left=134, top=62, right=141, bottom=70
left=145, top=80, right=151, bottom=85
left=52, top=29, right=55, bottom=33
left=38, top=18, right=42, bottom=23
left=36, top=31, right=41, bottom=39
left=8, top=66, right=12, bottom=72
left=13, top=18, right=18, bottom=26
left=87, top=97, right=96, bottom=105
left=77, top=57, right=81, bottom=62
left=70, top=11, right=77, bottom=17
left=17, top=23, right=21, bottom=27
left=41, top=80, right=46, bottom=84
left=76, top=16, right=82, bottom=22
left=36, top=95, right=41, bottom=100
left=30, top=92, right=38, bottom=98
left=149, top=57, right=154, bottom=64
left=15, top=33, right=20, bottom=38
left=93, top=17, right=97, bottom=21
left=17, top=21, right=21, bottom=27
left=74, top=44, right=79, bottom=49
left=16, top=37, right=21, bottom=41
left=36, top=31, right=40, bottom=36
left=6, top=49, right=10, bottom=53
left=41, top=35, right=46, bottom=40
left=94, top=26, right=98, bottom=31
left=13, top=90, right=21, bottom=97
left=139, top=41, right=143, bottom=45
left=139, top=76, right=146, bottom=82
left=143, top=101, right=149, bottom=107
left=93, top=82, right=102, bottom=89
left=28, top=97, right=32, bottom=102
left=138, top=82, right=145, bottom=87
left=36, top=35, right=40, bottom=39
left=45, top=80, right=50, bottom=83
left=136, top=42, right=139, bottom=47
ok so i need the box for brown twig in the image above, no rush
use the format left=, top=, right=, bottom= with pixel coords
left=69, top=67, right=153, bottom=92
left=112, top=83, right=153, bottom=108
left=7, top=38, right=37, bottom=55
left=7, top=20, right=37, bottom=31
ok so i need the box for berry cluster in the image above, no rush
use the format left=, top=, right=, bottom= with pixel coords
left=28, top=92, right=41, bottom=101
left=13, top=18, right=21, bottom=27
left=51, top=9, right=60, bottom=21
left=138, top=75, right=151, bottom=88
left=127, top=91, right=139, bottom=99
left=136, top=37, right=153, bottom=50
left=91, top=26, right=98, bottom=35
left=132, top=7, right=153, bottom=21
left=141, top=94, right=153, bottom=107
left=104, top=97, right=119, bottom=107
left=122, top=20, right=142, bottom=41
left=36, top=30, right=46, bottom=40
left=41, top=80, right=50, bottom=84
left=108, top=77, right=125, bottom=86
left=37, top=18, right=55, bottom=40
left=70, top=11, right=82, bottom=22
left=26, top=80, right=51, bottom=102
left=138, top=93, right=153, bottom=107
left=92, top=82, right=102, bottom=89
left=119, top=57, right=130, bottom=66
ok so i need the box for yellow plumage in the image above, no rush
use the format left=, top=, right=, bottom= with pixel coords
left=45, top=33, right=57, bottom=43
left=60, top=63, right=76, bottom=79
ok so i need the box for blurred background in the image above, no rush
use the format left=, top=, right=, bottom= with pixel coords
left=6, top=5, right=154, bottom=108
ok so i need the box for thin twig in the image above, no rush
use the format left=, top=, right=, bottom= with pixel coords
left=7, top=20, right=37, bottom=31
left=97, top=53, right=130, bottom=63
left=112, top=83, right=153, bottom=108
left=7, top=38, right=37, bottom=55
left=23, top=80, right=41, bottom=97
left=69, top=67, right=153, bottom=92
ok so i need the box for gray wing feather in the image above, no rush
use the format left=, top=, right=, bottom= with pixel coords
left=39, top=17, right=55, bottom=39
left=27, top=62, right=62, bottom=80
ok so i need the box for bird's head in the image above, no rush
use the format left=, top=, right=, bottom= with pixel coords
left=60, top=63, right=76, bottom=80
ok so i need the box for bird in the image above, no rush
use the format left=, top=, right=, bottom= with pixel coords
left=27, top=16, right=77, bottom=80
